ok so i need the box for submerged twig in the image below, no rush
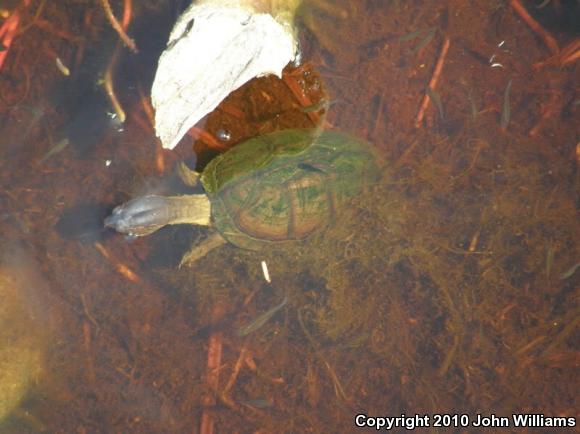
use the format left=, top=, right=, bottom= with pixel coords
left=121, top=0, right=132, bottom=29
left=103, top=43, right=125, bottom=123
left=0, top=6, right=22, bottom=70
left=509, top=0, right=559, bottom=55
left=223, top=346, right=248, bottom=396
left=187, top=126, right=228, bottom=151
left=200, top=302, right=226, bottom=434
left=93, top=241, right=141, bottom=283
left=414, top=36, right=450, bottom=128
left=534, top=39, right=580, bottom=69
left=138, top=84, right=165, bottom=174
left=100, top=0, right=137, bottom=52
left=283, top=64, right=326, bottom=125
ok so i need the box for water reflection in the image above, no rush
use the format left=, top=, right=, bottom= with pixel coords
left=0, top=248, right=49, bottom=431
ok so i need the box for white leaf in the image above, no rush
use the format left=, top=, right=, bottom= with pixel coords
left=152, top=0, right=298, bottom=149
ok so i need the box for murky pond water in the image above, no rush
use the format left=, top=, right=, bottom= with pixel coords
left=0, top=0, right=578, bottom=433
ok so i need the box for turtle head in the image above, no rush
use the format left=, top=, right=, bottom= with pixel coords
left=105, top=195, right=172, bottom=237
left=105, top=194, right=212, bottom=237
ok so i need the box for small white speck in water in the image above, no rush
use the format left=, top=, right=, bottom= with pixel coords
left=55, top=57, right=70, bottom=76
left=105, top=159, right=112, bottom=167
left=261, top=260, right=271, bottom=283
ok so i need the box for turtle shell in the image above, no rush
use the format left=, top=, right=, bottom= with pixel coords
left=201, top=128, right=380, bottom=250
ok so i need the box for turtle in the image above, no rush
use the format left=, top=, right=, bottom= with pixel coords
left=105, top=128, right=380, bottom=265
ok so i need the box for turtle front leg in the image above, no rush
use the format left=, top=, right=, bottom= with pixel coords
left=179, top=232, right=228, bottom=267
left=175, top=161, right=201, bottom=187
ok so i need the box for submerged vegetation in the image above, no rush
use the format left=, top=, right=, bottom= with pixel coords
left=167, top=119, right=578, bottom=431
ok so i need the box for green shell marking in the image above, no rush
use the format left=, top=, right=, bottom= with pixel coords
left=201, top=128, right=380, bottom=250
